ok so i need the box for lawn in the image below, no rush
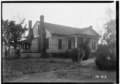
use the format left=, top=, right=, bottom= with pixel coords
left=2, top=57, right=116, bottom=82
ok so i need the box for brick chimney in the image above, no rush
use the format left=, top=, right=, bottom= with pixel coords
left=29, top=20, right=32, bottom=29
left=28, top=20, right=33, bottom=40
left=40, top=15, right=44, bottom=30
left=38, top=15, right=46, bottom=55
left=40, top=15, right=44, bottom=23
left=89, top=26, right=92, bottom=28
left=38, top=15, right=46, bottom=53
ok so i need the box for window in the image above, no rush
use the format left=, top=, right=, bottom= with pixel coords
left=58, top=39, right=62, bottom=49
left=92, top=42, right=96, bottom=50
left=68, top=40, right=72, bottom=49
left=24, top=43, right=30, bottom=49
left=92, top=42, right=94, bottom=50
left=46, top=38, right=49, bottom=49
left=94, top=42, right=96, bottom=50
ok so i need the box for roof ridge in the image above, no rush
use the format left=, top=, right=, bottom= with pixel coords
left=36, top=21, right=90, bottom=30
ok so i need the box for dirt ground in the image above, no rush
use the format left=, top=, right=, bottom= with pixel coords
left=7, top=70, right=116, bottom=82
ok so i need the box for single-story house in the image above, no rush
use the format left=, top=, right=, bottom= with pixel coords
left=21, top=15, right=100, bottom=54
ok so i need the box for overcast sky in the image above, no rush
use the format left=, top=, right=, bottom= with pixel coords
left=3, top=2, right=116, bottom=35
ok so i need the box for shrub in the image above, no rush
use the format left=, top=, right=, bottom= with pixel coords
left=15, top=49, right=20, bottom=58
left=4, top=50, right=9, bottom=58
left=69, top=48, right=79, bottom=63
left=81, top=45, right=90, bottom=60
left=4, top=50, right=9, bottom=59
left=51, top=52, right=70, bottom=59
left=5, top=50, right=19, bottom=60
left=95, top=45, right=116, bottom=70
left=41, top=53, right=48, bottom=58
left=89, top=52, right=96, bottom=58
left=79, top=39, right=90, bottom=60
left=69, top=47, right=90, bottom=63
left=23, top=54, right=31, bottom=59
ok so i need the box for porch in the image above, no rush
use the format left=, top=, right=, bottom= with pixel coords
left=20, top=39, right=31, bottom=53
left=66, top=34, right=98, bottom=53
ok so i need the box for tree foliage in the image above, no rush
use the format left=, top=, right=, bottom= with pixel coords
left=2, top=19, right=27, bottom=50
left=102, top=20, right=116, bottom=56
left=79, top=38, right=90, bottom=60
left=95, top=8, right=116, bottom=70
left=70, top=38, right=90, bottom=63
left=95, top=44, right=116, bottom=70
left=103, top=20, right=116, bottom=45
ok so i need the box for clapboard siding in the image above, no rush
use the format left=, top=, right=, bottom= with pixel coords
left=31, top=38, right=39, bottom=52
left=88, top=38, right=98, bottom=52
left=46, top=35, right=75, bottom=53
left=31, top=20, right=99, bottom=53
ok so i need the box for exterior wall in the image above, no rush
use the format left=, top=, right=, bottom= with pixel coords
left=33, top=22, right=51, bottom=38
left=33, top=22, right=39, bottom=38
left=46, top=34, right=99, bottom=53
left=31, top=38, right=39, bottom=52
left=30, top=34, right=98, bottom=53
left=88, top=38, right=98, bottom=52
left=32, top=21, right=52, bottom=52
left=32, top=22, right=99, bottom=53
left=46, top=34, right=74, bottom=53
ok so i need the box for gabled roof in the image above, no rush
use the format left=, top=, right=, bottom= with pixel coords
left=35, top=21, right=100, bottom=38
left=21, top=27, right=33, bottom=43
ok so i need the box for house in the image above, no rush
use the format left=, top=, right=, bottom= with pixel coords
left=21, top=15, right=100, bottom=55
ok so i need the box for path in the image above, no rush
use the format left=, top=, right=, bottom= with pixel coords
left=6, top=58, right=96, bottom=82
left=81, top=58, right=96, bottom=65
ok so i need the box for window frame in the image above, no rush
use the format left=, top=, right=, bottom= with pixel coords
left=58, top=39, right=62, bottom=49
left=92, top=41, right=96, bottom=50
left=46, top=38, right=49, bottom=49
left=68, top=40, right=72, bottom=49
left=94, top=42, right=96, bottom=50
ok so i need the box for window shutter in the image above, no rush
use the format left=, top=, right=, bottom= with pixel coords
left=46, top=38, right=49, bottom=49
left=58, top=39, right=62, bottom=49
left=68, top=40, right=72, bottom=49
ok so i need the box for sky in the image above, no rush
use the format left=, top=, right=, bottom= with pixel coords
left=2, top=2, right=116, bottom=35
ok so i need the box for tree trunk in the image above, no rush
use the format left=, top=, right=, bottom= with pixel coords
left=14, top=39, right=17, bottom=50
left=3, top=39, right=11, bottom=58
left=14, top=43, right=17, bottom=50
left=4, top=43, right=7, bottom=58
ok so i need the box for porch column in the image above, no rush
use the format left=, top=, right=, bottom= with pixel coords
left=75, top=37, right=78, bottom=48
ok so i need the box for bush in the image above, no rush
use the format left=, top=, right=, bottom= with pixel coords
left=79, top=39, right=90, bottom=60
left=51, top=52, right=70, bottom=59
left=81, top=45, right=90, bottom=60
left=4, top=50, right=19, bottom=60
left=23, top=54, right=31, bottom=59
left=4, top=50, right=9, bottom=58
left=15, top=49, right=20, bottom=58
left=79, top=38, right=90, bottom=60
left=69, top=48, right=79, bottom=63
left=69, top=47, right=90, bottom=63
left=95, top=45, right=116, bottom=70
left=41, top=53, right=48, bottom=58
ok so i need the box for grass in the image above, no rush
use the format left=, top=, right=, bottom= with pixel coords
left=2, top=58, right=72, bottom=81
left=55, top=65, right=116, bottom=82
left=2, top=57, right=116, bottom=82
